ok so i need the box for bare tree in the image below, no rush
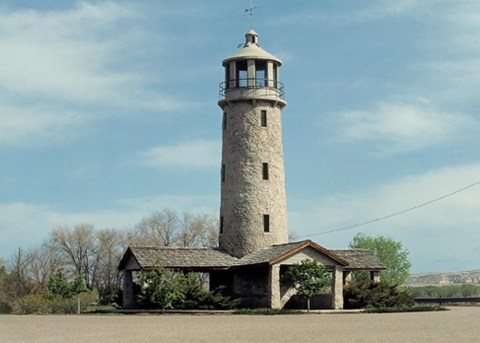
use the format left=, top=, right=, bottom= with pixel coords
left=1, top=208, right=220, bottom=306
left=177, top=213, right=218, bottom=248
left=129, top=209, right=179, bottom=246
left=2, top=248, right=38, bottom=302
left=129, top=210, right=218, bottom=248
left=50, top=224, right=97, bottom=287
left=27, top=243, right=63, bottom=292
left=202, top=214, right=220, bottom=248
left=92, top=228, right=127, bottom=303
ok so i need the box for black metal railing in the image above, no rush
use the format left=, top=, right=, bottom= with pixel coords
left=219, top=78, right=285, bottom=101
left=415, top=297, right=480, bottom=305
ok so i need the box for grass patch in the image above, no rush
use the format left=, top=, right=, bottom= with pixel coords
left=233, top=308, right=302, bottom=315
left=364, top=305, right=447, bottom=313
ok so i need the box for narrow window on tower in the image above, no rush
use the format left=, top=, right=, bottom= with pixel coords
left=263, top=214, right=270, bottom=233
left=261, top=110, right=267, bottom=127
left=223, top=112, right=227, bottom=130
left=221, top=164, right=226, bottom=182
left=220, top=216, right=224, bottom=234
left=262, top=163, right=269, bottom=180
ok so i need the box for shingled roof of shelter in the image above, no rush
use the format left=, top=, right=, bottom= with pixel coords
left=118, top=246, right=238, bottom=271
left=234, top=240, right=349, bottom=267
left=330, top=249, right=386, bottom=270
left=118, top=244, right=385, bottom=272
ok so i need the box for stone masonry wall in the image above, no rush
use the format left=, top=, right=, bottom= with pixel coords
left=219, top=99, right=288, bottom=257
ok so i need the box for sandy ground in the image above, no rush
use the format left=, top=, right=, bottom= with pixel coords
left=0, top=306, right=478, bottom=343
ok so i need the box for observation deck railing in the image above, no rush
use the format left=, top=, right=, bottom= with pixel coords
left=219, top=78, right=285, bottom=101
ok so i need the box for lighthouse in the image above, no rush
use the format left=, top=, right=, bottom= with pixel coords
left=218, top=30, right=288, bottom=257
left=118, top=29, right=384, bottom=311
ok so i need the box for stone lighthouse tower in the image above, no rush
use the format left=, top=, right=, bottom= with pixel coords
left=218, top=30, right=288, bottom=257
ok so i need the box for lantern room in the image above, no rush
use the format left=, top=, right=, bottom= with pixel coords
left=218, top=30, right=286, bottom=107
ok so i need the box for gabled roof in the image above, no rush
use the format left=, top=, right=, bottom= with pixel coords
left=234, top=240, right=349, bottom=267
left=118, top=246, right=238, bottom=271
left=117, top=242, right=385, bottom=272
left=330, top=249, right=386, bottom=270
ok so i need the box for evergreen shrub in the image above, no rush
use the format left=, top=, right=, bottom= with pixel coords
left=344, top=279, right=415, bottom=309
left=140, top=267, right=239, bottom=310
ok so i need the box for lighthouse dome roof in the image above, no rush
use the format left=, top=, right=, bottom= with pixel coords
left=222, top=30, right=282, bottom=66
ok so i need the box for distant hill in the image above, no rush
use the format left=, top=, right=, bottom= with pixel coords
left=405, top=269, right=480, bottom=286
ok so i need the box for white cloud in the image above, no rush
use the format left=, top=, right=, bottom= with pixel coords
left=0, top=3, right=136, bottom=103
left=138, top=139, right=221, bottom=169
left=0, top=203, right=52, bottom=249
left=0, top=2, right=186, bottom=147
left=333, top=101, right=478, bottom=154
left=267, top=0, right=419, bottom=27
left=421, top=58, right=480, bottom=105
left=117, top=194, right=219, bottom=216
left=346, top=0, right=419, bottom=22
left=0, top=103, right=86, bottom=146
left=289, top=163, right=480, bottom=272
left=409, top=3, right=480, bottom=106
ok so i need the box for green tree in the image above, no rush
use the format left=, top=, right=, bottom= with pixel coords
left=282, top=259, right=331, bottom=311
left=44, top=274, right=88, bottom=300
left=140, top=267, right=186, bottom=311
left=349, top=233, right=411, bottom=286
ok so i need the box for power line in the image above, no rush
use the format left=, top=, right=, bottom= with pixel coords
left=299, top=180, right=480, bottom=238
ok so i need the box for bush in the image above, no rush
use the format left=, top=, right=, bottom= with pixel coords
left=406, top=284, right=480, bottom=298
left=344, top=280, right=415, bottom=309
left=0, top=300, right=13, bottom=313
left=13, top=294, right=52, bottom=314
left=140, top=267, right=239, bottom=310
left=12, top=292, right=95, bottom=314
left=233, top=308, right=301, bottom=315
left=364, top=305, right=446, bottom=313
left=50, top=298, right=78, bottom=314
left=98, top=284, right=121, bottom=305
left=179, top=274, right=239, bottom=310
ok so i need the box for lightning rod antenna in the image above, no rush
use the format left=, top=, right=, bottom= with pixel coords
left=244, top=0, right=259, bottom=28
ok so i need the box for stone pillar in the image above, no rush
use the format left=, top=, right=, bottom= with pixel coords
left=267, top=61, right=274, bottom=87
left=269, top=264, right=281, bottom=309
left=343, top=271, right=352, bottom=285
left=331, top=266, right=344, bottom=309
left=122, top=270, right=134, bottom=308
left=371, top=271, right=381, bottom=283
left=247, top=60, right=255, bottom=87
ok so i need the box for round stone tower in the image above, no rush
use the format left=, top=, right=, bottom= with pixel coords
left=218, top=30, right=288, bottom=258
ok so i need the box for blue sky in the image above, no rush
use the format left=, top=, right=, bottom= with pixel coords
left=1, top=1, right=479, bottom=273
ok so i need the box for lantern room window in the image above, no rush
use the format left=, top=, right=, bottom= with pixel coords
left=236, top=60, right=248, bottom=87
left=255, top=60, right=266, bottom=87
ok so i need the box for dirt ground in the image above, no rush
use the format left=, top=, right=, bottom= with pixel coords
left=0, top=306, right=478, bottom=342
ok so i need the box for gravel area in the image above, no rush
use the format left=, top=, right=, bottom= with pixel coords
left=1, top=306, right=478, bottom=342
